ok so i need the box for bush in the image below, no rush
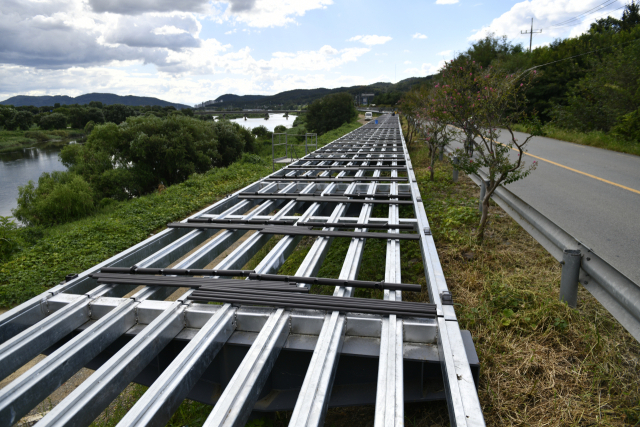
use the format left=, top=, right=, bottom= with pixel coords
left=84, top=120, right=96, bottom=135
left=12, top=171, right=95, bottom=226
left=251, top=125, right=270, bottom=138
left=39, top=113, right=67, bottom=130
left=0, top=217, right=20, bottom=262
left=274, top=125, right=287, bottom=133
left=611, top=107, right=640, bottom=142
left=306, top=92, right=358, bottom=134
left=240, top=153, right=264, bottom=165
left=23, top=131, right=49, bottom=142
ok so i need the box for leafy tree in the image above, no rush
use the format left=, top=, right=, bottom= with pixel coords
left=60, top=115, right=239, bottom=200
left=306, top=92, right=357, bottom=134
left=103, top=104, right=136, bottom=124
left=39, top=113, right=67, bottom=130
left=430, top=61, right=540, bottom=242
left=0, top=106, right=15, bottom=128
left=84, top=120, right=96, bottom=134
left=89, top=101, right=103, bottom=109
left=6, top=110, right=35, bottom=130
left=12, top=171, right=95, bottom=226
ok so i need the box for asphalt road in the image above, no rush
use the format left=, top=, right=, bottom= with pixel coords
left=449, top=131, right=640, bottom=285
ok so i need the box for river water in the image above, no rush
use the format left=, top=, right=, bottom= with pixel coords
left=0, top=146, right=67, bottom=218
left=223, top=113, right=296, bottom=132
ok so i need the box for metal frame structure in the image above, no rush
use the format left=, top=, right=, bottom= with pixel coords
left=0, top=115, right=485, bottom=426
left=272, top=131, right=318, bottom=171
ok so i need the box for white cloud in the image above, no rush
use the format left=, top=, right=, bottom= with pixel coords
left=436, top=0, right=459, bottom=4
left=404, top=60, right=412, bottom=64
left=221, top=0, right=334, bottom=28
left=437, top=49, right=453, bottom=56
left=404, top=61, right=444, bottom=76
left=469, top=0, right=626, bottom=40
left=412, top=33, right=428, bottom=39
left=348, top=35, right=392, bottom=46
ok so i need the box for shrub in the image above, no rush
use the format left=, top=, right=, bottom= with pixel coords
left=251, top=125, right=270, bottom=138
left=84, top=120, right=96, bottom=135
left=0, top=216, right=20, bottom=262
left=240, top=153, right=264, bottom=164
left=12, top=171, right=95, bottom=226
left=23, top=131, right=49, bottom=142
left=610, top=107, right=640, bottom=142
left=39, top=113, right=67, bottom=130
left=274, top=125, right=287, bottom=133
left=306, top=92, right=358, bottom=134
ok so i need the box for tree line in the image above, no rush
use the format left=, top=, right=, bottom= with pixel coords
left=0, top=101, right=196, bottom=132
left=442, top=1, right=640, bottom=141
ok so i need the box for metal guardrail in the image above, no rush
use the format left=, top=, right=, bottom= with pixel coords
left=0, top=116, right=485, bottom=427
left=446, top=148, right=640, bottom=342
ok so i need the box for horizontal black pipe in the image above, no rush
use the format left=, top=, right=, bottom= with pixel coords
left=190, top=289, right=434, bottom=312
left=238, top=192, right=412, bottom=201
left=296, top=221, right=415, bottom=230
left=98, top=267, right=254, bottom=276
left=236, top=195, right=413, bottom=205
left=188, top=293, right=436, bottom=318
left=258, top=225, right=419, bottom=240
left=264, top=177, right=408, bottom=182
left=248, top=273, right=421, bottom=292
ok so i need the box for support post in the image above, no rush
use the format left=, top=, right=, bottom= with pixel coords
left=560, top=249, right=581, bottom=308
left=452, top=156, right=459, bottom=182
left=439, top=145, right=443, bottom=161
left=272, top=133, right=275, bottom=172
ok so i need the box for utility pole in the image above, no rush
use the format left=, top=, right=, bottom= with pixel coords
left=521, top=18, right=542, bottom=53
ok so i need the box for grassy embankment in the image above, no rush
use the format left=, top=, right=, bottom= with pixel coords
left=0, top=129, right=86, bottom=153
left=512, top=123, right=640, bottom=157
left=0, top=118, right=362, bottom=308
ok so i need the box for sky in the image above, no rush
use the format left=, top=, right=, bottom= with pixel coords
left=0, top=0, right=627, bottom=106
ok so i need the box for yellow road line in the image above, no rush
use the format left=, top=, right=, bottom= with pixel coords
left=504, top=144, right=640, bottom=196
left=448, top=124, right=640, bottom=195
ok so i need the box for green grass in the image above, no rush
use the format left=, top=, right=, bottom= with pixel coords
left=0, top=128, right=85, bottom=152
left=512, top=123, right=640, bottom=157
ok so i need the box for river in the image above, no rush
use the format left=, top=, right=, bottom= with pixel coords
left=223, top=113, right=296, bottom=132
left=0, top=146, right=67, bottom=218
left=0, top=114, right=296, bottom=220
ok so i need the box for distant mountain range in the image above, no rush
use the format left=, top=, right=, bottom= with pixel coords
left=204, top=76, right=433, bottom=109
left=0, top=93, right=191, bottom=109
left=1, top=76, right=432, bottom=111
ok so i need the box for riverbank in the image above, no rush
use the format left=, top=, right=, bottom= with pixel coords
left=0, top=119, right=362, bottom=308
left=0, top=128, right=85, bottom=153
left=512, top=123, right=640, bottom=157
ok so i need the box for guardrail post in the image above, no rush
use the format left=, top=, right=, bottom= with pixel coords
left=479, top=180, right=488, bottom=213
left=439, top=145, right=444, bottom=162
left=560, top=249, right=581, bottom=308
left=452, top=156, right=459, bottom=182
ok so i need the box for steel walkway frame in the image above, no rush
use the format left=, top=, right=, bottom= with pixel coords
left=0, top=115, right=484, bottom=426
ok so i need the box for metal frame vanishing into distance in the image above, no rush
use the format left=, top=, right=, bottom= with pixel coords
left=0, top=115, right=485, bottom=427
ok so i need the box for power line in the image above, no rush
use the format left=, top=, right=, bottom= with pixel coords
left=551, top=4, right=626, bottom=29
left=550, top=0, right=622, bottom=28
left=518, top=35, right=640, bottom=77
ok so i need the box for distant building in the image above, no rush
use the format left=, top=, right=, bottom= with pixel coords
left=355, top=93, right=375, bottom=106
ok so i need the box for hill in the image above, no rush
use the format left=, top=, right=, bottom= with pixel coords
left=0, top=93, right=191, bottom=109
left=208, top=76, right=433, bottom=109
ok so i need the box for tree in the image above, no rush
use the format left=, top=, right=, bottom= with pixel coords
left=7, top=110, right=34, bottom=130
left=306, top=92, right=357, bottom=134
left=60, top=115, right=238, bottom=200
left=0, top=106, right=15, bottom=128
left=12, top=171, right=95, bottom=226
left=433, top=61, right=540, bottom=242
left=103, top=104, right=136, bottom=124
left=39, top=113, right=67, bottom=130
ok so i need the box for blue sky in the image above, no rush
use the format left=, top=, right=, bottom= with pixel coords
left=0, top=0, right=627, bottom=106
